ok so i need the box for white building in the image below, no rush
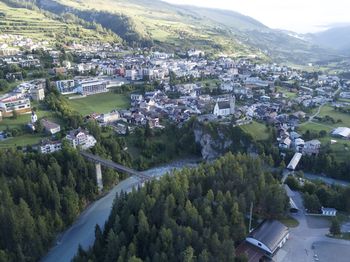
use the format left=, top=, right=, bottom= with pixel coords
left=75, top=79, right=108, bottom=96
left=321, top=207, right=337, bottom=217
left=331, top=127, right=350, bottom=139
left=213, top=96, right=235, bottom=117
left=66, top=128, right=97, bottom=150
left=246, top=220, right=289, bottom=256
left=287, top=152, right=302, bottom=170
left=39, top=140, right=62, bottom=154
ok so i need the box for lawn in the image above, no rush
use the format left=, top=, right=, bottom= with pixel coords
left=317, top=105, right=350, bottom=128
left=67, top=92, right=130, bottom=116
left=0, top=133, right=48, bottom=148
left=240, top=121, right=269, bottom=141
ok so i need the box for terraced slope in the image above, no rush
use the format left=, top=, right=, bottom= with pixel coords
left=0, top=1, right=120, bottom=45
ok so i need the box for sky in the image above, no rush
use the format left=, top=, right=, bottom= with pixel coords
left=163, top=0, right=350, bottom=33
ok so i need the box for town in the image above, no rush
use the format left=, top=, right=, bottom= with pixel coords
left=1, top=42, right=350, bottom=164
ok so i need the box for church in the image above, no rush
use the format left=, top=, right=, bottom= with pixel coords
left=213, top=95, right=235, bottom=117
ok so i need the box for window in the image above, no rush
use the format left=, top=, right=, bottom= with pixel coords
left=258, top=243, right=262, bottom=247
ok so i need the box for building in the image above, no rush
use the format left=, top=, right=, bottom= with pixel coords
left=0, top=96, right=31, bottom=117
left=56, top=80, right=76, bottom=94
left=287, top=152, right=302, bottom=170
left=30, top=87, right=45, bottom=101
left=66, top=128, right=97, bottom=150
left=41, top=119, right=61, bottom=135
left=246, top=220, right=289, bottom=256
left=75, top=79, right=108, bottom=96
left=279, top=137, right=292, bottom=149
left=213, top=96, right=235, bottom=117
left=303, top=139, right=321, bottom=156
left=97, top=112, right=120, bottom=124
left=39, top=140, right=62, bottom=154
left=331, top=127, right=350, bottom=139
left=321, top=207, right=337, bottom=217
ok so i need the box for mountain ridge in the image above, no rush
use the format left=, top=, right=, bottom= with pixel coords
left=5, top=0, right=345, bottom=63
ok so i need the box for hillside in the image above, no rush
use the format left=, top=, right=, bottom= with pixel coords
left=0, top=0, right=120, bottom=47
left=37, top=0, right=339, bottom=63
left=311, top=26, right=350, bottom=53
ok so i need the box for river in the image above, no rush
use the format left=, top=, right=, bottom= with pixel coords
left=41, top=159, right=199, bottom=262
left=303, top=172, right=350, bottom=187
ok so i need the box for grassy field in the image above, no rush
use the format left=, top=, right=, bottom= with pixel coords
left=67, top=92, right=130, bottom=115
left=240, top=121, right=270, bottom=141
left=276, top=86, right=297, bottom=99
left=0, top=1, right=117, bottom=44
left=0, top=108, right=57, bottom=131
left=297, top=105, right=350, bottom=162
left=0, top=133, right=48, bottom=148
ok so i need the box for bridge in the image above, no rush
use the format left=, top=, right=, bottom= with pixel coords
left=80, top=151, right=150, bottom=192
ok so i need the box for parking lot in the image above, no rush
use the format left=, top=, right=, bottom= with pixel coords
left=275, top=191, right=350, bottom=262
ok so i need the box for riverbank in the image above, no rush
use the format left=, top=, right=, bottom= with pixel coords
left=41, top=158, right=200, bottom=262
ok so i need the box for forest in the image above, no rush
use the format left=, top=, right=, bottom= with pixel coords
left=74, top=153, right=289, bottom=262
left=0, top=145, right=103, bottom=261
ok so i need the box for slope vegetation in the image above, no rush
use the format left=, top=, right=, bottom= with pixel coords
left=37, top=0, right=338, bottom=63
left=0, top=0, right=120, bottom=45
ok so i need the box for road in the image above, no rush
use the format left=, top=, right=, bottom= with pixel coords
left=42, top=159, right=198, bottom=262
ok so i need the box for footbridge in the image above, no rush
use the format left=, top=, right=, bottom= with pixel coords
left=80, top=151, right=150, bottom=191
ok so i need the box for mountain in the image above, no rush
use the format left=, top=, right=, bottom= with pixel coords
left=311, top=26, right=350, bottom=53
left=7, top=0, right=343, bottom=63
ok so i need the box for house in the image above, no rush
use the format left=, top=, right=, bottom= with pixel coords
left=39, top=140, right=62, bottom=154
left=279, top=137, right=291, bottom=149
left=321, top=207, right=337, bottom=217
left=30, top=86, right=45, bottom=101
left=294, top=138, right=305, bottom=152
left=213, top=96, right=235, bottom=117
left=98, top=112, right=120, bottom=124
left=303, top=140, right=321, bottom=155
left=41, top=119, right=61, bottom=135
left=130, top=94, right=143, bottom=102
left=246, top=220, right=289, bottom=256
left=66, top=128, right=97, bottom=150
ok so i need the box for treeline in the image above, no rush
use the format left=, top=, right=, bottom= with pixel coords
left=299, top=149, right=350, bottom=181
left=132, top=118, right=201, bottom=169
left=285, top=176, right=350, bottom=213
left=74, top=153, right=289, bottom=262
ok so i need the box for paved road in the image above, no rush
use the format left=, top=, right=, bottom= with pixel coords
left=42, top=160, right=198, bottom=262
left=300, top=85, right=342, bottom=127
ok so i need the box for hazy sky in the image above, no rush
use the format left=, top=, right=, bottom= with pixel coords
left=163, top=0, right=350, bottom=33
